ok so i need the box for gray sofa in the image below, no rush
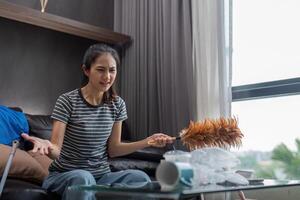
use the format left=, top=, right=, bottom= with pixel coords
left=1, top=111, right=167, bottom=200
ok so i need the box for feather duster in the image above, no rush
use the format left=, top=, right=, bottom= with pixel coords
left=178, top=117, right=243, bottom=150
left=148, top=117, right=243, bottom=150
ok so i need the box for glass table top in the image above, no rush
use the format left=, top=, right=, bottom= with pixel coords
left=67, top=179, right=300, bottom=200
left=182, top=179, right=300, bottom=197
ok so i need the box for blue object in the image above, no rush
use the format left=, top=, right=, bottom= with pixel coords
left=0, top=106, right=29, bottom=146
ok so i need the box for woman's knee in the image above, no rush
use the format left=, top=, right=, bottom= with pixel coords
left=124, top=169, right=151, bottom=183
left=42, top=170, right=96, bottom=197
left=67, top=170, right=96, bottom=185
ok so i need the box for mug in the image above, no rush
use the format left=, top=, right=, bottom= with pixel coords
left=156, top=161, right=193, bottom=191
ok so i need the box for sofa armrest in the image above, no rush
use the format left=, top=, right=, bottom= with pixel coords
left=108, top=146, right=169, bottom=178
left=108, top=158, right=159, bottom=178
left=119, top=147, right=167, bottom=162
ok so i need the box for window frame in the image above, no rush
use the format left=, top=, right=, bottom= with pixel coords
left=232, top=78, right=300, bottom=102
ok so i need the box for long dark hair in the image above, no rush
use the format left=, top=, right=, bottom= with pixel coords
left=81, top=43, right=120, bottom=103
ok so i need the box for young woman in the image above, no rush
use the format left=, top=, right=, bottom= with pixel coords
left=22, top=43, right=174, bottom=199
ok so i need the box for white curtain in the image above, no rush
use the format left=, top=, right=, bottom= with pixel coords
left=191, top=0, right=232, bottom=120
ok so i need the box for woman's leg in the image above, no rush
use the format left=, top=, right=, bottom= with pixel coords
left=42, top=169, right=96, bottom=200
left=96, top=169, right=151, bottom=188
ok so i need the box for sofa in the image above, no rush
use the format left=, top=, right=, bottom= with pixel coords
left=0, top=110, right=168, bottom=200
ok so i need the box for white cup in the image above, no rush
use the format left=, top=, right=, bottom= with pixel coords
left=156, top=161, right=193, bottom=191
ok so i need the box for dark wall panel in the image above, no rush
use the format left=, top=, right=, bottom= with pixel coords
left=4, top=0, right=114, bottom=29
left=0, top=18, right=96, bottom=114
left=0, top=1, right=114, bottom=114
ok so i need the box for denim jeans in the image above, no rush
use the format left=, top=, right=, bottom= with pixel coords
left=42, top=169, right=151, bottom=200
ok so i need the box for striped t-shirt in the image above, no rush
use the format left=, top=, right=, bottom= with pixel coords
left=49, top=89, right=127, bottom=179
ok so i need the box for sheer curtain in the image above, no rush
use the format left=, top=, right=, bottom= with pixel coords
left=191, top=0, right=232, bottom=120
left=114, top=0, right=196, bottom=140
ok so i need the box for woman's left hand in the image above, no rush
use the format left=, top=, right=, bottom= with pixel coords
left=146, top=133, right=176, bottom=147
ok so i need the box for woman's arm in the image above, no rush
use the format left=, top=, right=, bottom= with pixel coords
left=108, top=121, right=175, bottom=158
left=48, top=120, right=66, bottom=159
left=21, top=120, right=66, bottom=160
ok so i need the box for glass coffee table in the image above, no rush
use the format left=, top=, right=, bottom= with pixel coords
left=67, top=179, right=300, bottom=200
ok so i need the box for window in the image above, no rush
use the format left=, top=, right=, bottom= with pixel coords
left=232, top=0, right=300, bottom=86
left=232, top=95, right=300, bottom=152
left=232, top=0, right=300, bottom=179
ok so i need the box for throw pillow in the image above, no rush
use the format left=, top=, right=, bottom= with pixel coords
left=0, top=144, right=48, bottom=183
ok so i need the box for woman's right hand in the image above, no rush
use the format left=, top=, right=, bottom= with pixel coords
left=146, top=133, right=176, bottom=147
left=21, top=133, right=54, bottom=155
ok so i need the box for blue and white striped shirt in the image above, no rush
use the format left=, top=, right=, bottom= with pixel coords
left=49, top=89, right=127, bottom=178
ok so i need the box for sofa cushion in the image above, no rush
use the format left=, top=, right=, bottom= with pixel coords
left=24, top=114, right=52, bottom=151
left=122, top=146, right=166, bottom=162
left=109, top=158, right=159, bottom=178
left=0, top=144, right=48, bottom=184
left=25, top=114, right=52, bottom=140
left=2, top=179, right=60, bottom=200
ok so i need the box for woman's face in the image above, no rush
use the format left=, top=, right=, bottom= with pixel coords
left=84, top=53, right=117, bottom=92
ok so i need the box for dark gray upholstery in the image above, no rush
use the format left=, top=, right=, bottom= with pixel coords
left=2, top=112, right=167, bottom=200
